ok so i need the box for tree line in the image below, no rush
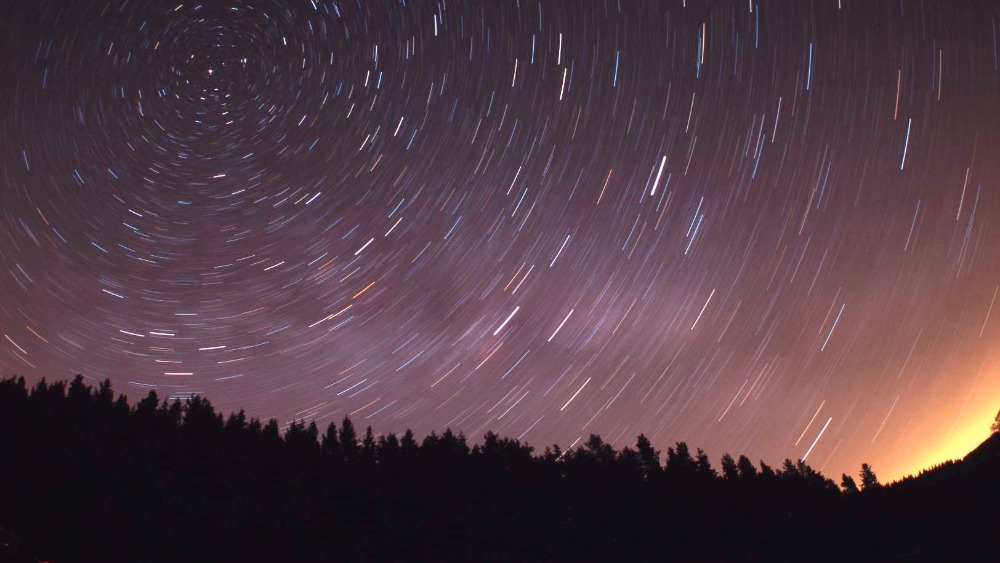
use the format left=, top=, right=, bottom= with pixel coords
left=0, top=375, right=991, bottom=562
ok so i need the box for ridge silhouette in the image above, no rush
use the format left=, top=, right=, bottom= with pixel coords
left=0, top=375, right=993, bottom=562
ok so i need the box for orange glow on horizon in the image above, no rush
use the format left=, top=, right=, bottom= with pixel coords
left=890, top=412, right=993, bottom=482
left=877, top=360, right=1000, bottom=483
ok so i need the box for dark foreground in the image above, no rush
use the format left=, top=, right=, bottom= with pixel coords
left=1, top=376, right=998, bottom=562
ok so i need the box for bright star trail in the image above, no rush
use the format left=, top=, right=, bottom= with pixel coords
left=3, top=0, right=1000, bottom=482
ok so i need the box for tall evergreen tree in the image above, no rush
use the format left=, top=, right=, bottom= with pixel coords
left=694, top=448, right=716, bottom=477
left=666, top=442, right=696, bottom=475
left=339, top=416, right=360, bottom=460
left=758, top=460, right=776, bottom=479
left=841, top=474, right=859, bottom=494
left=859, top=463, right=881, bottom=491
left=321, top=421, right=341, bottom=458
left=361, top=426, right=377, bottom=462
left=720, top=454, right=739, bottom=480
left=582, top=434, right=616, bottom=464
left=634, top=434, right=661, bottom=479
left=736, top=455, right=757, bottom=480
left=400, top=428, right=419, bottom=458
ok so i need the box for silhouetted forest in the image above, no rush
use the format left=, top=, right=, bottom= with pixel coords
left=1, top=376, right=997, bottom=562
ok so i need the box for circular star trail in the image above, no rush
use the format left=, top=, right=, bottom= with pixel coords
left=4, top=0, right=1000, bottom=480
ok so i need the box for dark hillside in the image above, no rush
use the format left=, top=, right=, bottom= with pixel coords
left=0, top=375, right=996, bottom=562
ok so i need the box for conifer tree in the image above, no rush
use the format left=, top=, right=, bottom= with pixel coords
left=720, top=454, right=739, bottom=480
left=736, top=455, right=757, bottom=480
left=859, top=463, right=880, bottom=491
left=635, top=434, right=661, bottom=479
left=841, top=474, right=859, bottom=494
left=339, top=416, right=360, bottom=460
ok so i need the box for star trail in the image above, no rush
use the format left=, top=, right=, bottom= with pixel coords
left=3, top=0, right=1000, bottom=481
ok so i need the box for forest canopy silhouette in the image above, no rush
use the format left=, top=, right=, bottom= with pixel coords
left=1, top=375, right=998, bottom=562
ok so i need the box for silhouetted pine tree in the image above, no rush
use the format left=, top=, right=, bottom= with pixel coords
left=860, top=463, right=881, bottom=491
left=841, top=474, right=860, bottom=493
left=720, top=454, right=739, bottom=480
left=338, top=416, right=360, bottom=461
left=736, top=455, right=757, bottom=480
left=634, top=434, right=661, bottom=480
left=694, top=448, right=716, bottom=478
left=321, top=421, right=341, bottom=458
left=666, top=442, right=696, bottom=476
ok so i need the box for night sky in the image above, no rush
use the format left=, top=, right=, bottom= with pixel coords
left=3, top=0, right=1000, bottom=482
